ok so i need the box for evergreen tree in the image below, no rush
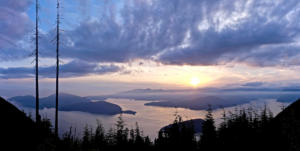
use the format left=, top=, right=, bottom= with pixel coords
left=81, top=123, right=91, bottom=150
left=94, top=119, right=106, bottom=149
left=115, top=114, right=129, bottom=147
left=128, top=127, right=135, bottom=147
left=199, top=104, right=217, bottom=150
left=106, top=126, right=116, bottom=146
left=134, top=122, right=144, bottom=147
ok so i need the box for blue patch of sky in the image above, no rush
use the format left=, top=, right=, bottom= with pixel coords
left=27, top=0, right=124, bottom=32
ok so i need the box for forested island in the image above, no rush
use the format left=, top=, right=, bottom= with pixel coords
left=144, top=96, right=254, bottom=110
left=8, top=93, right=136, bottom=115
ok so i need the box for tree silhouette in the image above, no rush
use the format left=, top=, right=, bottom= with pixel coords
left=55, top=0, right=60, bottom=139
left=29, top=0, right=42, bottom=125
left=199, top=104, right=217, bottom=150
left=50, top=0, right=66, bottom=139
left=94, top=119, right=106, bottom=149
left=115, top=114, right=129, bottom=148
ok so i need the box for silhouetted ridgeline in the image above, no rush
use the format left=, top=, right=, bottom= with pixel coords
left=270, top=98, right=300, bottom=150
left=160, top=118, right=204, bottom=134
left=1, top=97, right=54, bottom=151
left=8, top=93, right=136, bottom=115
left=1, top=96, right=37, bottom=150
left=1, top=96, right=300, bottom=151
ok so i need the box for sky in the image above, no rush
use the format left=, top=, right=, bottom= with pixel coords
left=1, top=0, right=300, bottom=97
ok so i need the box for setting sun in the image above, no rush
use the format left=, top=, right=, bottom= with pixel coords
left=190, top=77, right=200, bottom=85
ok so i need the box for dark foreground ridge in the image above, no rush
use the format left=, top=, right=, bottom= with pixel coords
left=8, top=93, right=136, bottom=115
left=1, top=96, right=300, bottom=151
left=0, top=96, right=37, bottom=150
left=0, top=97, right=53, bottom=151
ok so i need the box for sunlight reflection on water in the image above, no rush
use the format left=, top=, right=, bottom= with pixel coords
left=14, top=98, right=292, bottom=141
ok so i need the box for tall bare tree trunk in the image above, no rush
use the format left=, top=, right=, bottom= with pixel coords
left=35, top=0, right=40, bottom=125
left=55, top=0, right=60, bottom=138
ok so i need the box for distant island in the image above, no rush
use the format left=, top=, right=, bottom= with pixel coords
left=8, top=93, right=136, bottom=115
left=87, top=88, right=258, bottom=105
left=160, top=119, right=204, bottom=134
left=87, top=88, right=186, bottom=102
left=145, top=96, right=255, bottom=110
left=59, top=101, right=136, bottom=115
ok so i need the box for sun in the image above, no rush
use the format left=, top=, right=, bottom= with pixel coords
left=190, top=77, right=200, bottom=86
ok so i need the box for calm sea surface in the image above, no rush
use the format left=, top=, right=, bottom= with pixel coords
left=14, top=98, right=291, bottom=141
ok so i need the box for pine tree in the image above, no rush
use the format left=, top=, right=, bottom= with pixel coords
left=106, top=126, right=116, bottom=146
left=134, top=122, right=144, bottom=147
left=94, top=119, right=106, bottom=149
left=199, top=104, right=217, bottom=150
left=81, top=123, right=91, bottom=150
left=128, top=127, right=135, bottom=147
left=115, top=114, right=128, bottom=147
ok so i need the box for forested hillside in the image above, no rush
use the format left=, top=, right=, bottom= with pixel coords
left=1, top=96, right=300, bottom=151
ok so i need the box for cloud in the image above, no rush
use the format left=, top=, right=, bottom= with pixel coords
left=2, top=0, right=300, bottom=68
left=242, top=81, right=264, bottom=87
left=0, top=60, right=125, bottom=79
left=0, top=0, right=34, bottom=61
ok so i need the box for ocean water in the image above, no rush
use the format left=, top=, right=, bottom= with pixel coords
left=13, top=98, right=292, bottom=141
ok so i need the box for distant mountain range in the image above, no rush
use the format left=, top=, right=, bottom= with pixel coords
left=87, top=88, right=257, bottom=102
left=87, top=88, right=192, bottom=102
left=88, top=88, right=300, bottom=110
left=8, top=93, right=136, bottom=115
left=145, top=96, right=255, bottom=110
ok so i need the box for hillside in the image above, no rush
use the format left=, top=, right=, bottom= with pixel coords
left=0, top=97, right=37, bottom=150
left=268, top=98, right=300, bottom=150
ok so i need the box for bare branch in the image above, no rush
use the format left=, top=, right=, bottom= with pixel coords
left=31, top=59, right=36, bottom=64
left=59, top=42, right=68, bottom=47
left=29, top=38, right=36, bottom=43
left=51, top=36, right=58, bottom=43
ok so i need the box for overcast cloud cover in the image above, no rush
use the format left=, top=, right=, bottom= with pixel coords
left=1, top=0, right=300, bottom=78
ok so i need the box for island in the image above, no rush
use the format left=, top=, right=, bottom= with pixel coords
left=8, top=93, right=136, bottom=115
left=160, top=119, right=204, bottom=134
left=145, top=96, right=254, bottom=110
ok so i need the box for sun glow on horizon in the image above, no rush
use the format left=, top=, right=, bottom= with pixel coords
left=190, top=77, right=200, bottom=86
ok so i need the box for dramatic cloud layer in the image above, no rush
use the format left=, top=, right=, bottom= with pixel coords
left=0, top=0, right=34, bottom=61
left=2, top=0, right=300, bottom=67
left=0, top=61, right=125, bottom=79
